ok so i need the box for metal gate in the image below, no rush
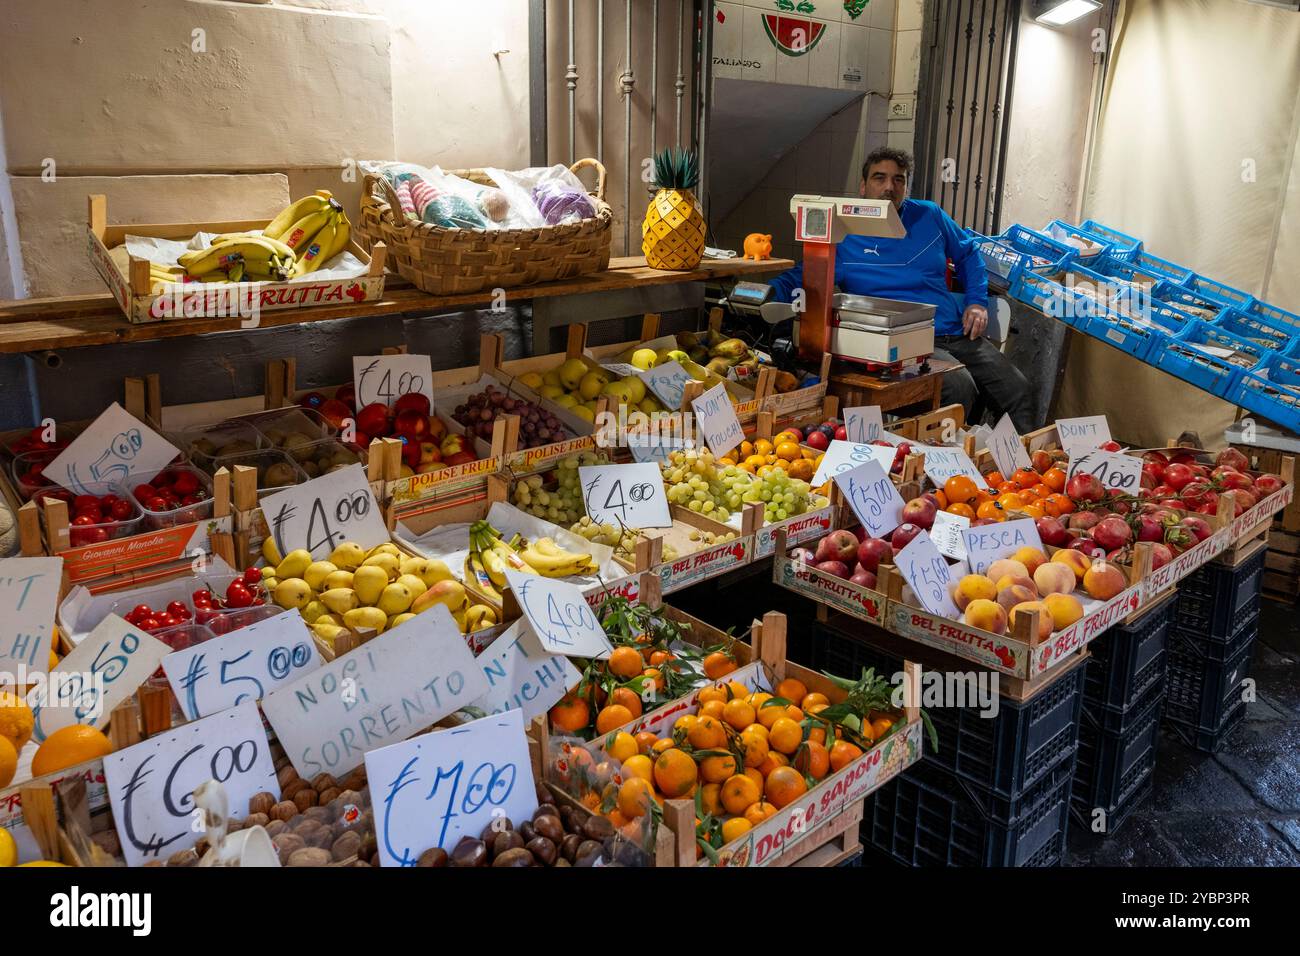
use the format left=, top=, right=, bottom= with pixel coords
left=913, top=0, right=1021, bottom=235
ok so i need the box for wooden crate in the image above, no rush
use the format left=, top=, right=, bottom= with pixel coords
left=1264, top=522, right=1300, bottom=603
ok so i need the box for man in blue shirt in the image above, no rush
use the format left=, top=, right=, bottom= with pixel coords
left=768, top=148, right=1034, bottom=432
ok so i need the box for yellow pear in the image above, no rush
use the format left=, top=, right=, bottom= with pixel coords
left=388, top=612, right=416, bottom=630
left=312, top=622, right=345, bottom=644
left=301, top=600, right=327, bottom=625
left=275, top=549, right=313, bottom=581
left=366, top=542, right=400, bottom=559
left=343, top=606, right=387, bottom=634
left=322, top=570, right=355, bottom=591
left=320, top=588, right=360, bottom=615
left=352, top=565, right=389, bottom=606
left=621, top=376, right=647, bottom=405
left=400, top=557, right=452, bottom=587
left=559, top=358, right=590, bottom=391
left=361, top=552, right=401, bottom=579
left=378, top=581, right=416, bottom=616
left=315, top=613, right=343, bottom=627
left=412, top=579, right=467, bottom=614
left=395, top=573, right=429, bottom=598
left=260, top=575, right=279, bottom=593
left=262, top=536, right=283, bottom=567
left=273, top=578, right=312, bottom=610
left=303, top=561, right=338, bottom=591
left=518, top=371, right=544, bottom=390
left=328, top=541, right=367, bottom=570
left=542, top=369, right=562, bottom=388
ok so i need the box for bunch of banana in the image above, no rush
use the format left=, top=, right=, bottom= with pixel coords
left=466, top=520, right=536, bottom=600
left=263, top=190, right=352, bottom=276
left=519, top=537, right=598, bottom=578
left=179, top=232, right=298, bottom=283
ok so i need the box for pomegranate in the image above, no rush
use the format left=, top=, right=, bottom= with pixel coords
left=1099, top=440, right=1122, bottom=452
left=1179, top=481, right=1212, bottom=509
left=1131, top=513, right=1165, bottom=543
left=1164, top=525, right=1196, bottom=555
left=1035, top=516, right=1070, bottom=547
left=1180, top=515, right=1213, bottom=542
left=1190, top=464, right=1212, bottom=480
left=1149, top=543, right=1173, bottom=570
left=1170, top=451, right=1199, bottom=466
left=1226, top=488, right=1257, bottom=515
left=1215, top=447, right=1250, bottom=472
left=1071, top=538, right=1107, bottom=559
left=1067, top=511, right=1101, bottom=532
left=1092, top=515, right=1132, bottom=551
left=1066, top=472, right=1105, bottom=503
left=1140, top=469, right=1160, bottom=491
left=1254, top=474, right=1284, bottom=496
left=1163, top=463, right=1194, bottom=491
left=890, top=523, right=924, bottom=550
left=1142, top=450, right=1170, bottom=467
left=1158, top=498, right=1186, bottom=511
left=1195, top=501, right=1220, bottom=516
left=1218, top=471, right=1255, bottom=492
left=857, top=537, right=894, bottom=573
left=1107, top=547, right=1131, bottom=563
left=1141, top=461, right=1165, bottom=484
left=901, top=497, right=937, bottom=531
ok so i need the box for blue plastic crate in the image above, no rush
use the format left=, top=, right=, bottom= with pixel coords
left=1181, top=272, right=1254, bottom=311
left=1152, top=280, right=1232, bottom=322
left=1233, top=352, right=1300, bottom=434
left=1086, top=254, right=1169, bottom=290
left=1039, top=220, right=1112, bottom=261
left=1078, top=219, right=1143, bottom=258
left=973, top=225, right=1076, bottom=284
left=1151, top=319, right=1266, bottom=398
left=1010, top=271, right=1088, bottom=327
left=1131, top=249, right=1194, bottom=284
left=1238, top=299, right=1300, bottom=338
left=1215, top=308, right=1295, bottom=354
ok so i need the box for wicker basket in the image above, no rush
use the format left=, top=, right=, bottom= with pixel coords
left=356, top=159, right=613, bottom=295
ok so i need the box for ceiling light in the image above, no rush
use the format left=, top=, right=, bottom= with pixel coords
left=1032, top=0, right=1103, bottom=26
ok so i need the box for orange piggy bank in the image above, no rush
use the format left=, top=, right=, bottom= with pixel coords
left=743, top=233, right=772, bottom=260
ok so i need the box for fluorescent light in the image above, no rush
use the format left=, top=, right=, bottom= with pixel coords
left=1033, top=0, right=1103, bottom=25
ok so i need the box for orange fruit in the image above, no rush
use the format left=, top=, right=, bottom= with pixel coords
left=703, top=652, right=737, bottom=680
left=653, top=748, right=699, bottom=797
left=946, top=502, right=976, bottom=519
left=806, top=726, right=826, bottom=746
left=744, top=801, right=778, bottom=826
left=828, top=740, right=864, bottom=772
left=1043, top=467, right=1067, bottom=492
left=648, top=650, right=674, bottom=667
left=801, top=692, right=829, bottom=709
left=747, top=691, right=773, bottom=710
left=793, top=741, right=830, bottom=780
left=775, top=441, right=802, bottom=462
left=549, top=694, right=589, bottom=732
left=652, top=737, right=677, bottom=755
left=784, top=704, right=804, bottom=722
left=688, top=715, right=727, bottom=750
left=0, top=736, right=16, bottom=789
left=30, top=725, right=113, bottom=777
left=0, top=692, right=35, bottom=749
left=595, top=704, right=634, bottom=734
left=755, top=702, right=787, bottom=729
left=743, top=767, right=764, bottom=790
left=721, top=817, right=752, bottom=844
left=768, top=717, right=802, bottom=755
left=943, top=475, right=979, bottom=505
left=607, top=646, right=643, bottom=679
left=774, top=677, right=807, bottom=703
left=697, top=686, right=727, bottom=705
left=1047, top=492, right=1075, bottom=515
left=700, top=753, right=738, bottom=783
left=764, top=766, right=809, bottom=809
left=870, top=717, right=894, bottom=739
left=608, top=731, right=639, bottom=763
left=700, top=783, right=725, bottom=816
left=617, top=776, right=655, bottom=818
left=997, top=492, right=1026, bottom=510
left=622, top=754, right=654, bottom=783
left=727, top=681, right=749, bottom=700
left=609, top=687, right=643, bottom=718
left=673, top=714, right=698, bottom=735
left=722, top=698, right=756, bottom=730
left=720, top=773, right=762, bottom=815
left=643, top=667, right=665, bottom=691
left=757, top=751, right=788, bottom=777
left=607, top=809, right=629, bottom=827
left=976, top=501, right=1005, bottom=522
left=634, top=730, right=657, bottom=754
left=699, top=699, right=726, bottom=721
left=996, top=480, right=1019, bottom=496
left=1022, top=503, right=1045, bottom=519
left=739, top=726, right=769, bottom=768
left=984, top=471, right=1005, bottom=487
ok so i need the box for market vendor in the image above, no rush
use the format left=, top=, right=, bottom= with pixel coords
left=767, top=147, right=1035, bottom=433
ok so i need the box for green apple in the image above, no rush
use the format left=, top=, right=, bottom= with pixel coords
left=553, top=393, right=578, bottom=408
left=539, top=384, right=566, bottom=399
left=559, top=358, right=590, bottom=391
left=631, top=348, right=658, bottom=371
left=621, top=376, right=647, bottom=405
left=579, top=370, right=610, bottom=401
left=601, top=381, right=634, bottom=405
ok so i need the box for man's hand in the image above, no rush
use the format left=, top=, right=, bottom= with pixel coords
left=962, top=304, right=989, bottom=340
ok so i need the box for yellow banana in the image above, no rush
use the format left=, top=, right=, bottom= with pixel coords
left=480, top=546, right=509, bottom=591
left=295, top=215, right=339, bottom=274
left=284, top=200, right=343, bottom=257
left=520, top=543, right=594, bottom=577
left=180, top=240, right=284, bottom=277
left=464, top=553, right=501, bottom=602
left=211, top=232, right=297, bottom=260
left=263, top=194, right=332, bottom=241
left=228, top=261, right=245, bottom=283
left=490, top=538, right=534, bottom=574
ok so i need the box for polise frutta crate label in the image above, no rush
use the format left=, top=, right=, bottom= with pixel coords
left=388, top=456, right=502, bottom=504
left=776, top=557, right=884, bottom=624
left=61, top=517, right=232, bottom=584
left=1140, top=528, right=1232, bottom=602
left=753, top=506, right=834, bottom=558
left=505, top=436, right=597, bottom=476
left=888, top=603, right=1028, bottom=677
left=658, top=537, right=752, bottom=593
left=1032, top=584, right=1143, bottom=675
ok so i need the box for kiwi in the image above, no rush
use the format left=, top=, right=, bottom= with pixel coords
left=218, top=439, right=257, bottom=457
left=263, top=462, right=299, bottom=487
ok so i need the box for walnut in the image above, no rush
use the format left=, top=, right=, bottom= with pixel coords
left=292, top=788, right=319, bottom=812
left=248, top=792, right=277, bottom=816
left=286, top=847, right=332, bottom=867
left=270, top=800, right=299, bottom=822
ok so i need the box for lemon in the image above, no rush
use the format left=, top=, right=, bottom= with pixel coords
left=0, top=692, right=34, bottom=750
left=19, top=861, right=67, bottom=867
left=0, top=828, right=15, bottom=867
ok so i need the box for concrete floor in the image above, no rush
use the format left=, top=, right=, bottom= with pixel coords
left=1067, top=597, right=1300, bottom=867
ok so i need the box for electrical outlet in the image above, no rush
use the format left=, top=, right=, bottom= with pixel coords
left=889, top=97, right=914, bottom=120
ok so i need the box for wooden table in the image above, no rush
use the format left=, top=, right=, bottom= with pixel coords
left=0, top=255, right=794, bottom=355
left=828, top=358, right=963, bottom=414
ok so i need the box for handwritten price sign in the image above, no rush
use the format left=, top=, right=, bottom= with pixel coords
left=987, top=414, right=1031, bottom=478
left=261, top=463, right=389, bottom=560
left=691, top=383, right=744, bottom=459
left=930, top=509, right=970, bottom=560
left=1066, top=450, right=1142, bottom=493
left=579, top=462, right=671, bottom=528
left=812, top=440, right=896, bottom=487
left=894, top=531, right=960, bottom=617
left=162, top=611, right=321, bottom=720
left=0, top=556, right=62, bottom=676
left=639, top=361, right=693, bottom=410
left=843, top=406, right=884, bottom=444
left=46, top=403, right=181, bottom=494
left=833, top=459, right=905, bottom=539
left=472, top=621, right=583, bottom=722
left=104, top=701, right=277, bottom=868
left=504, top=570, right=612, bottom=659
left=30, top=614, right=170, bottom=743
left=353, top=354, right=435, bottom=409
left=367, top=709, right=538, bottom=866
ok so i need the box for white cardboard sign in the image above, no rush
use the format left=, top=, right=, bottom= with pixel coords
left=162, top=611, right=322, bottom=720
left=365, top=709, right=538, bottom=866
left=47, top=403, right=181, bottom=493
left=812, top=440, right=897, bottom=487
left=930, top=510, right=970, bottom=561
left=921, top=447, right=988, bottom=490
left=894, top=531, right=960, bottom=617
left=638, top=361, right=693, bottom=410
left=833, top=460, right=906, bottom=539
left=503, top=570, right=612, bottom=659
left=353, top=354, right=435, bottom=410
left=260, top=605, right=488, bottom=778
left=629, top=432, right=691, bottom=464
left=104, top=700, right=277, bottom=868
left=579, top=462, right=671, bottom=528
left=690, top=383, right=744, bottom=458
left=30, top=613, right=170, bottom=743
left=472, top=621, right=583, bottom=723
left=961, top=518, right=1044, bottom=576
left=0, top=556, right=63, bottom=676
left=261, top=463, right=389, bottom=561
left=987, top=414, right=1032, bottom=478
left=843, top=406, right=885, bottom=444
left=1066, top=450, right=1143, bottom=494
left=1055, top=415, right=1112, bottom=455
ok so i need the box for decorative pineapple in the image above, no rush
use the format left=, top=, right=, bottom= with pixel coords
left=642, top=148, right=706, bottom=271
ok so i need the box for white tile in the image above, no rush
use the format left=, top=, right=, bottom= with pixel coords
left=868, top=25, right=894, bottom=94
left=893, top=28, right=921, bottom=94
left=711, top=2, right=746, bottom=81
left=808, top=17, right=843, bottom=88
left=868, top=0, right=895, bottom=31
left=838, top=20, right=872, bottom=91
left=772, top=15, right=813, bottom=86
left=739, top=4, right=777, bottom=83
left=888, top=128, right=917, bottom=152
left=868, top=93, right=891, bottom=133
left=897, top=0, right=924, bottom=32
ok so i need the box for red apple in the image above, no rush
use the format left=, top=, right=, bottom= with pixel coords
left=901, top=497, right=937, bottom=531
left=857, top=537, right=894, bottom=573
left=319, top=398, right=353, bottom=431
left=890, top=523, right=923, bottom=550
left=815, top=560, right=850, bottom=579
left=805, top=431, right=830, bottom=452
left=356, top=402, right=392, bottom=438
left=1067, top=472, right=1105, bottom=503
left=443, top=451, right=476, bottom=466
left=1035, top=516, right=1070, bottom=547
left=298, top=391, right=326, bottom=410
left=334, top=383, right=357, bottom=409
left=834, top=425, right=848, bottom=441
left=393, top=408, right=429, bottom=439
left=817, top=529, right=860, bottom=564
left=850, top=569, right=878, bottom=589
left=393, top=393, right=432, bottom=417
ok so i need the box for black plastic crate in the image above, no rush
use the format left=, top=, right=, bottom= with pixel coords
left=1070, top=771, right=1155, bottom=840
left=864, top=755, right=1072, bottom=867
left=1083, top=596, right=1173, bottom=712
left=1166, top=698, right=1246, bottom=753
left=1173, top=546, right=1264, bottom=637
left=1164, top=627, right=1255, bottom=741
left=1170, top=604, right=1259, bottom=665
left=1082, top=675, right=1166, bottom=735
left=1071, top=691, right=1162, bottom=833
left=815, top=621, right=1086, bottom=800
left=836, top=851, right=864, bottom=867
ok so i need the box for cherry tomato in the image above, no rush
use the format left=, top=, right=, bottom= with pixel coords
left=73, top=494, right=100, bottom=512
left=139, top=617, right=161, bottom=631
left=147, top=497, right=169, bottom=512
left=71, top=513, right=97, bottom=526
left=156, top=613, right=178, bottom=628
left=166, top=601, right=189, bottom=619
left=133, top=484, right=155, bottom=502
left=172, top=472, right=200, bottom=496
left=110, top=499, right=133, bottom=520
left=181, top=495, right=200, bottom=506
left=242, top=567, right=263, bottom=585
left=225, top=582, right=254, bottom=608
left=191, top=589, right=212, bottom=605
left=131, top=604, right=153, bottom=621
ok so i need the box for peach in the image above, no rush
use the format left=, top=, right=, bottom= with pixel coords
left=1051, top=548, right=1091, bottom=583
left=1034, top=562, right=1077, bottom=596
left=963, top=598, right=1007, bottom=635
left=997, top=584, right=1038, bottom=613
left=1012, top=546, right=1048, bottom=576
left=953, top=574, right=998, bottom=611
left=1083, top=561, right=1128, bottom=601
left=1008, top=601, right=1053, bottom=642
left=995, top=573, right=1038, bottom=595
left=986, top=559, right=1028, bottom=584
left=1043, top=593, right=1084, bottom=631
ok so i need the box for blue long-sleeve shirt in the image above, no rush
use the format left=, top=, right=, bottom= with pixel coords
left=767, top=198, right=989, bottom=336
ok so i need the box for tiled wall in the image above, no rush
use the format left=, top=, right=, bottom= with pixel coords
left=889, top=0, right=924, bottom=152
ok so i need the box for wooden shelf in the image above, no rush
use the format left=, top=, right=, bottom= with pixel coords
left=0, top=256, right=793, bottom=354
